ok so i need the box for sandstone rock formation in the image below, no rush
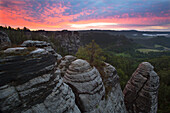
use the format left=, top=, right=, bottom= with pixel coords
left=21, top=40, right=62, bottom=61
left=0, top=39, right=160, bottom=113
left=21, top=40, right=50, bottom=48
left=56, top=31, right=80, bottom=54
left=4, top=47, right=27, bottom=53
left=63, top=59, right=105, bottom=112
left=0, top=31, right=11, bottom=50
left=58, top=55, right=77, bottom=76
left=123, top=62, right=159, bottom=113
left=87, top=63, right=127, bottom=113
left=0, top=41, right=80, bottom=113
left=100, top=63, right=127, bottom=113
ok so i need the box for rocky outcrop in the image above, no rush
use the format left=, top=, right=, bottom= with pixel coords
left=0, top=40, right=160, bottom=113
left=4, top=47, right=27, bottom=53
left=100, top=63, right=127, bottom=113
left=0, top=40, right=80, bottom=113
left=0, top=31, right=11, bottom=50
left=63, top=59, right=105, bottom=112
left=58, top=55, right=77, bottom=76
left=88, top=63, right=127, bottom=113
left=56, top=31, right=80, bottom=54
left=21, top=40, right=62, bottom=61
left=21, top=40, right=50, bottom=48
left=60, top=59, right=127, bottom=113
left=123, top=62, right=159, bottom=113
left=23, top=70, right=80, bottom=113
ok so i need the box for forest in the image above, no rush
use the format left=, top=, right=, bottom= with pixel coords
left=0, top=26, right=170, bottom=113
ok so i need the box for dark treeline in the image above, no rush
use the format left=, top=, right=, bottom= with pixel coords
left=0, top=26, right=67, bottom=55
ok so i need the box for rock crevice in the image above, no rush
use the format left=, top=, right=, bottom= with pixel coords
left=123, top=62, right=159, bottom=113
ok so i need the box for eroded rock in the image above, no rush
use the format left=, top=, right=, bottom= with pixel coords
left=58, top=55, right=77, bottom=76
left=4, top=47, right=27, bottom=53
left=0, top=41, right=80, bottom=113
left=21, top=40, right=50, bottom=48
left=21, top=40, right=62, bottom=60
left=56, top=31, right=80, bottom=54
left=0, top=31, right=11, bottom=50
left=123, top=62, right=159, bottom=113
left=90, top=63, right=127, bottom=113
left=63, top=59, right=105, bottom=112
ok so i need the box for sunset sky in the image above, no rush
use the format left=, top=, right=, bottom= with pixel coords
left=0, top=0, right=170, bottom=31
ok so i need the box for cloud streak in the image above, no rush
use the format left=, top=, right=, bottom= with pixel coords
left=0, top=0, right=169, bottom=31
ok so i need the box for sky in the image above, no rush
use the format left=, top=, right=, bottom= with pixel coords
left=0, top=0, right=170, bottom=31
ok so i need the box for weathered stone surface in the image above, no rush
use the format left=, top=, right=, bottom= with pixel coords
left=103, top=62, right=119, bottom=87
left=123, top=62, right=159, bottom=113
left=4, top=47, right=27, bottom=53
left=30, top=48, right=46, bottom=54
left=56, top=31, right=80, bottom=54
left=89, top=63, right=127, bottom=113
left=22, top=70, right=81, bottom=113
left=21, top=40, right=50, bottom=48
left=63, top=59, right=105, bottom=112
left=0, top=43, right=80, bottom=113
left=0, top=39, right=160, bottom=113
left=58, top=55, right=77, bottom=76
left=101, top=63, right=127, bottom=113
left=0, top=31, right=11, bottom=50
left=21, top=40, right=62, bottom=60
left=0, top=45, right=57, bottom=112
left=0, top=50, right=56, bottom=86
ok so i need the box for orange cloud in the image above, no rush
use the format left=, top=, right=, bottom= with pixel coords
left=0, top=0, right=169, bottom=31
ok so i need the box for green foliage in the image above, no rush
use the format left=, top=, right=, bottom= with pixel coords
left=148, top=56, right=170, bottom=113
left=76, top=40, right=106, bottom=67
left=0, top=26, right=67, bottom=55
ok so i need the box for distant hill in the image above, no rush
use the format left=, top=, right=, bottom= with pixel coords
left=80, top=31, right=135, bottom=47
left=133, top=36, right=170, bottom=48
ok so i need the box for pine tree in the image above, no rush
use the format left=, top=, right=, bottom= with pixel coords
left=76, top=40, right=105, bottom=66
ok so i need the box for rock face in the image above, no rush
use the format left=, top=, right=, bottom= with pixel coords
left=21, top=40, right=62, bottom=61
left=123, top=62, right=159, bottom=113
left=56, top=31, right=80, bottom=54
left=21, top=40, right=50, bottom=48
left=4, top=47, right=27, bottom=53
left=88, top=63, right=127, bottom=113
left=58, top=55, right=77, bottom=76
left=0, top=31, right=11, bottom=50
left=0, top=40, right=80, bottom=113
left=63, top=59, right=105, bottom=112
left=99, top=63, right=127, bottom=113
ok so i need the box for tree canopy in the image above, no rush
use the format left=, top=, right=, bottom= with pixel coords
left=76, top=40, right=106, bottom=66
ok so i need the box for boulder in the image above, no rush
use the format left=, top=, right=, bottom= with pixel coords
left=0, top=31, right=11, bottom=50
left=21, top=40, right=50, bottom=48
left=21, top=40, right=62, bottom=61
left=63, top=59, right=105, bottom=112
left=4, top=47, right=27, bottom=53
left=58, top=55, right=77, bottom=76
left=123, top=62, right=159, bottom=113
